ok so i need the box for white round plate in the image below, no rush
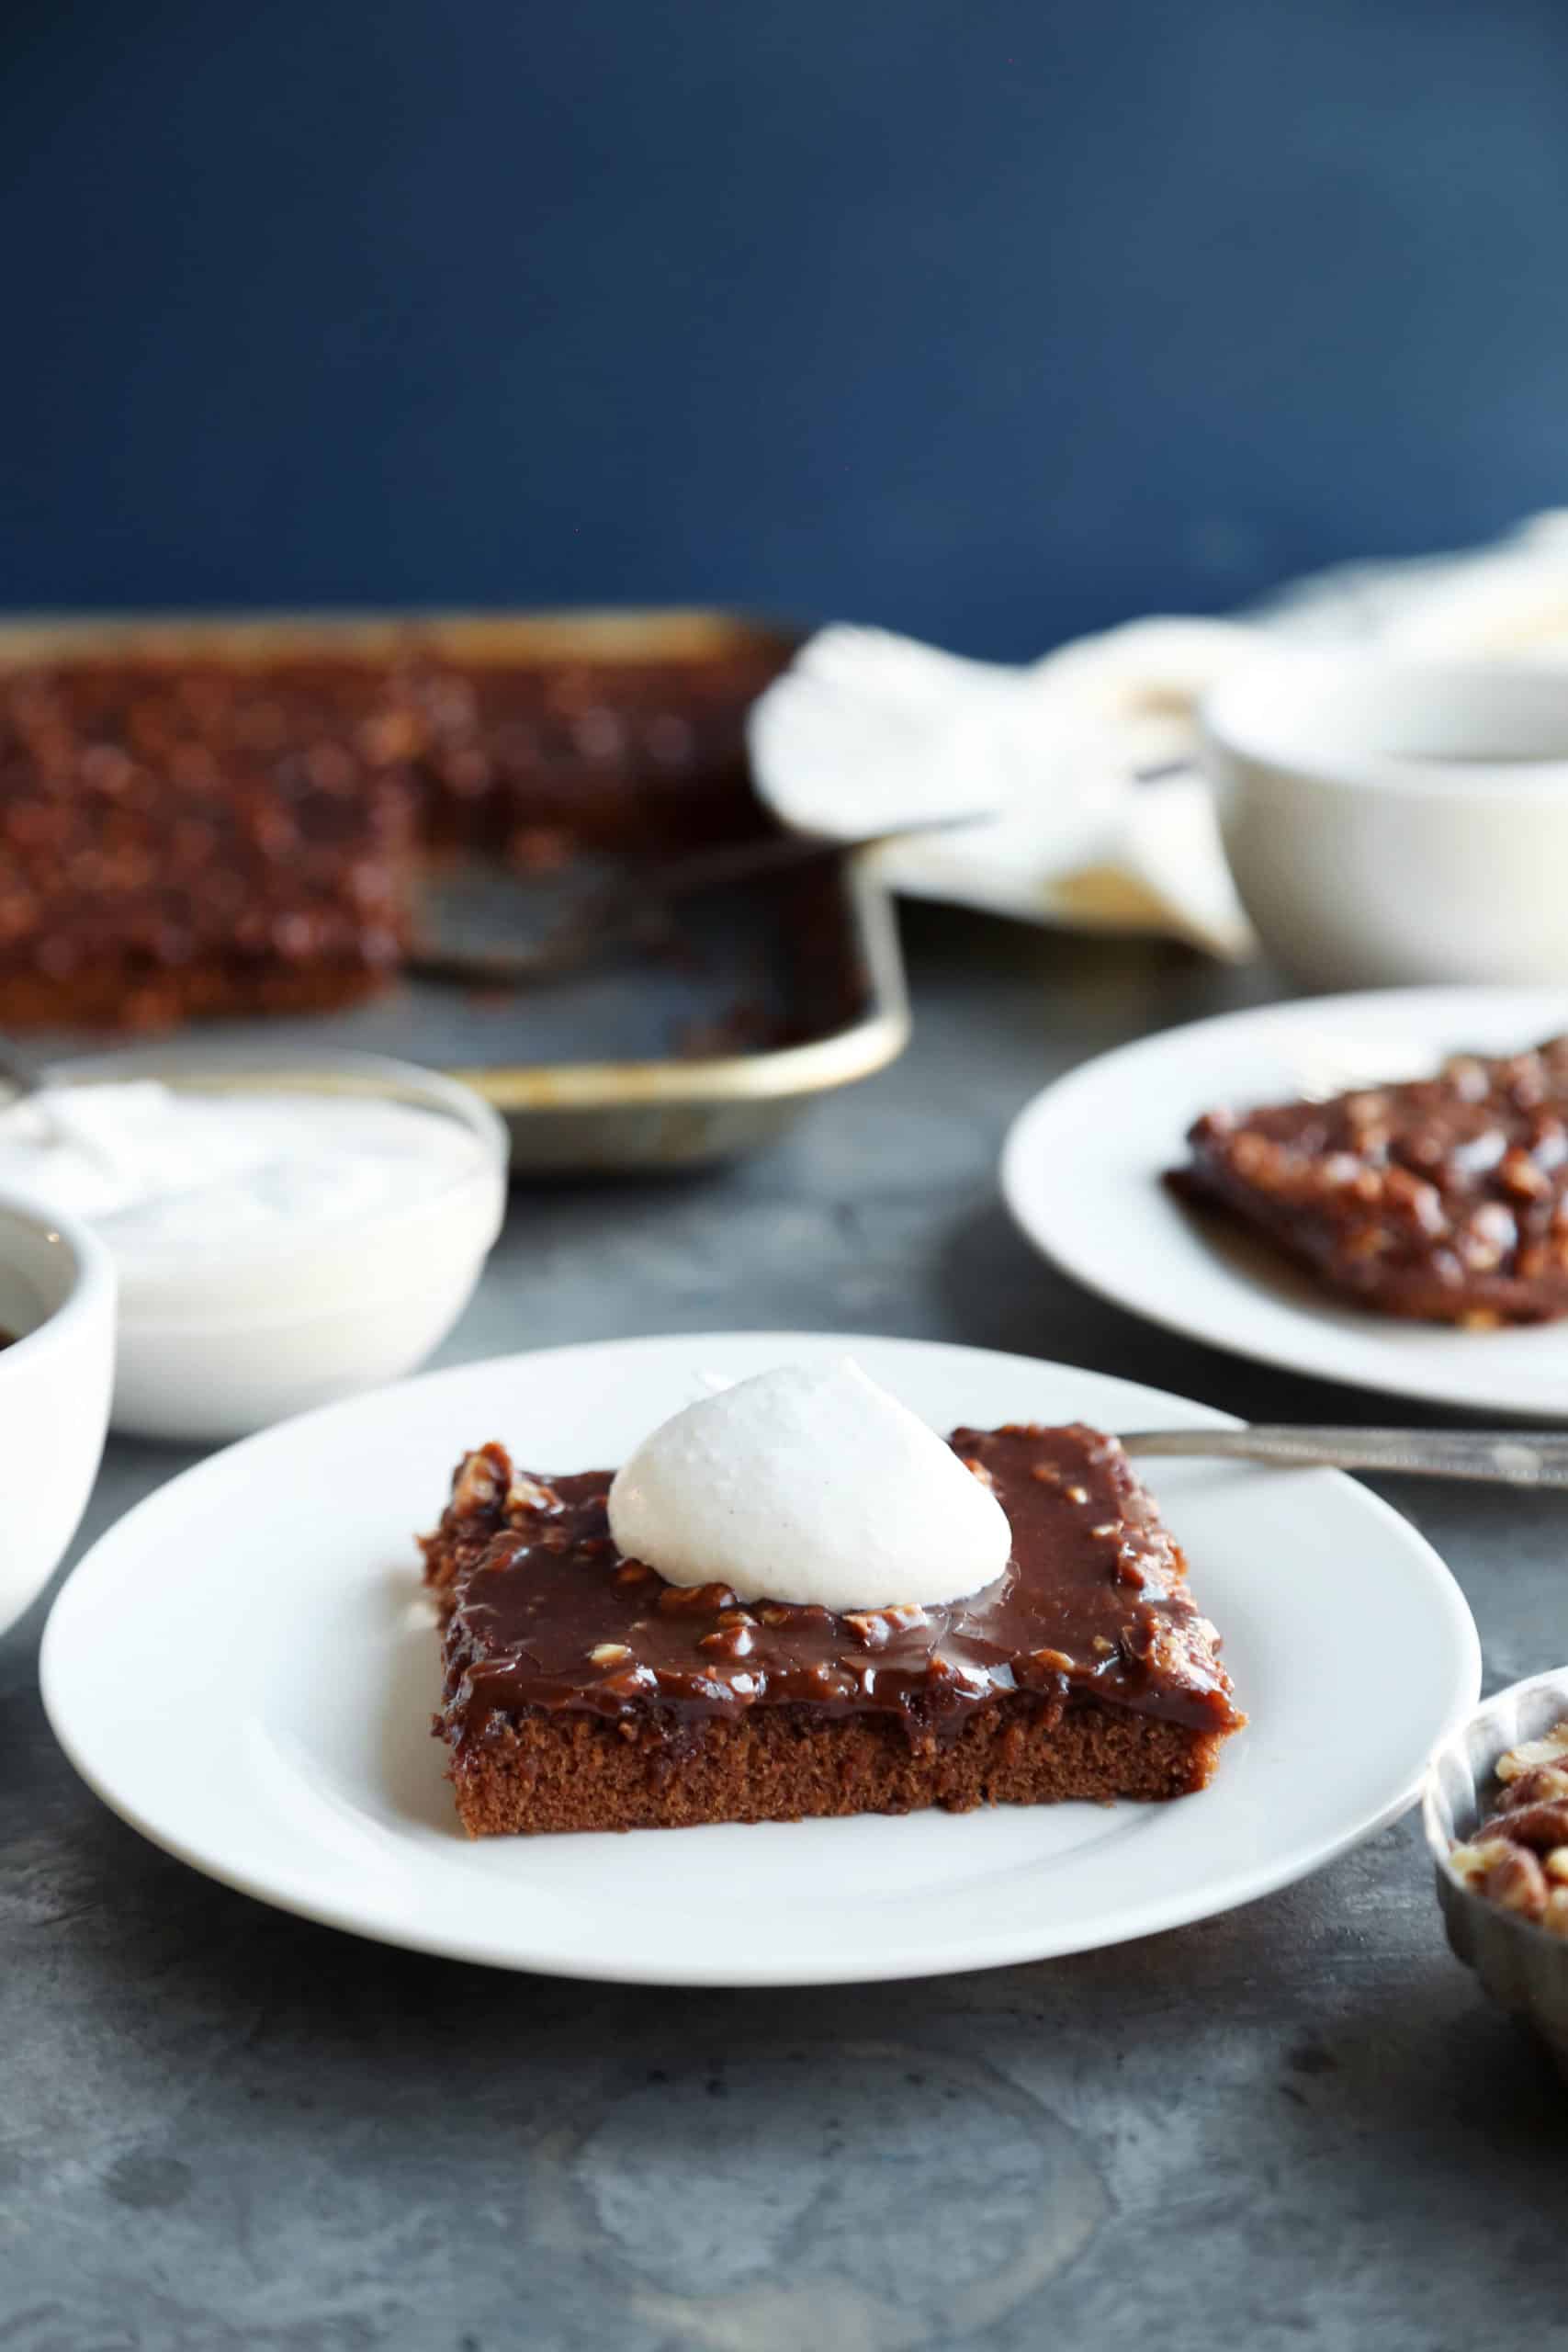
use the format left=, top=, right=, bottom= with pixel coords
left=1003, top=987, right=1568, bottom=1419
left=41, top=1331, right=1479, bottom=1986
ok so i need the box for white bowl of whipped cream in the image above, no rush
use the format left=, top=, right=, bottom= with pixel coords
left=0, top=1049, right=508, bottom=1442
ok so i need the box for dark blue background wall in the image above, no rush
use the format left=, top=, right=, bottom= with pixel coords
left=6, top=0, right=1567, bottom=654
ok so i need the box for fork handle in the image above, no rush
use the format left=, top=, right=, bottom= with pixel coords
left=1120, top=1426, right=1568, bottom=1487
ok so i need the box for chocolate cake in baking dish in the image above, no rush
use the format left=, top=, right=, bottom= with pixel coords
left=0, top=628, right=791, bottom=1030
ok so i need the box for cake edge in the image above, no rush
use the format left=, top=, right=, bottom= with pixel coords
left=441, top=1690, right=1231, bottom=1838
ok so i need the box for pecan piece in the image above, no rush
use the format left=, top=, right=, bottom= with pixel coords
left=1496, top=1763, right=1568, bottom=1811
left=1483, top=1844, right=1549, bottom=1921
left=843, top=1604, right=928, bottom=1650
left=926, top=1653, right=992, bottom=1700
left=1475, top=1799, right=1568, bottom=1853
left=1497, top=1723, right=1568, bottom=1781
left=450, top=1444, right=507, bottom=1517
left=1449, top=1837, right=1516, bottom=1891
left=698, top=1623, right=756, bottom=1660
left=505, top=1470, right=560, bottom=1520
left=599, top=1664, right=658, bottom=1701
left=656, top=1578, right=739, bottom=1616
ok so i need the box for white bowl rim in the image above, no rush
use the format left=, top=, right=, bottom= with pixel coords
left=0, top=1187, right=117, bottom=1374
left=1201, top=650, right=1568, bottom=801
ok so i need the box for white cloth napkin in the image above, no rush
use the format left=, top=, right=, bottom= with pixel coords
left=747, top=510, right=1568, bottom=961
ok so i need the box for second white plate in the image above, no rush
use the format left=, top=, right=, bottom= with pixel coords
left=41, top=1332, right=1479, bottom=1984
left=1002, top=986, right=1568, bottom=1419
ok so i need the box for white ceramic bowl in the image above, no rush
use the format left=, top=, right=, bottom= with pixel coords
left=1201, top=653, right=1568, bottom=989
left=0, top=1192, right=116, bottom=1634
left=41, top=1047, right=510, bottom=1444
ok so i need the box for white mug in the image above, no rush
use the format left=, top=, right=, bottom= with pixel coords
left=0, top=1193, right=116, bottom=1634
left=1201, top=653, right=1568, bottom=989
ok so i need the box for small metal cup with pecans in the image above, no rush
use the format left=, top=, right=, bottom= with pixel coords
left=1425, top=1668, right=1568, bottom=2077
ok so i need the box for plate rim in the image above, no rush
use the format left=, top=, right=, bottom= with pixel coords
left=40, top=1329, right=1483, bottom=1985
left=1000, top=983, right=1568, bottom=1419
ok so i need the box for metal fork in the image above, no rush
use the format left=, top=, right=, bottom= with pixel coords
left=1121, top=1426, right=1568, bottom=1488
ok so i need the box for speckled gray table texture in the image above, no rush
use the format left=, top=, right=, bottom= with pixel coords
left=4, top=907, right=1564, bottom=2352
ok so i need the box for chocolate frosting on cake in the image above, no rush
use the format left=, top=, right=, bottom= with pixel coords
left=1174, top=1036, right=1568, bottom=1323
left=424, top=1423, right=1242, bottom=1752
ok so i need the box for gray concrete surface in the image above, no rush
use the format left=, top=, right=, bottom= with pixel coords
left=3, top=905, right=1564, bottom=2352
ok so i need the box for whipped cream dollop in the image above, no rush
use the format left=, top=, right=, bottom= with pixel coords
left=0, top=1081, right=489, bottom=1281
left=606, top=1360, right=1013, bottom=1611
